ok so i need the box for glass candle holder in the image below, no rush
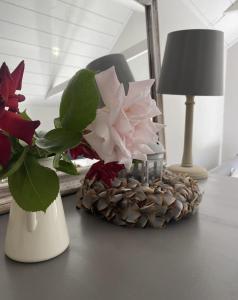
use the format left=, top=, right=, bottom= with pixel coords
left=122, top=143, right=165, bottom=185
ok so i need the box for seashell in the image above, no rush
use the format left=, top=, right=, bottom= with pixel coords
left=104, top=208, right=116, bottom=220
left=174, top=183, right=185, bottom=191
left=76, top=188, right=83, bottom=200
left=163, top=194, right=176, bottom=206
left=120, top=178, right=128, bottom=187
left=122, top=204, right=141, bottom=223
left=85, top=189, right=97, bottom=198
left=176, top=193, right=186, bottom=203
left=170, top=200, right=183, bottom=219
left=110, top=194, right=123, bottom=203
left=97, top=198, right=108, bottom=211
left=109, top=188, right=119, bottom=196
left=120, top=188, right=131, bottom=193
left=128, top=178, right=140, bottom=189
left=140, top=203, right=156, bottom=214
left=136, top=215, right=148, bottom=227
left=98, top=191, right=107, bottom=198
left=147, top=194, right=158, bottom=203
left=82, top=195, right=98, bottom=210
left=135, top=191, right=146, bottom=201
left=142, top=186, right=155, bottom=194
left=93, top=181, right=105, bottom=193
left=113, top=215, right=126, bottom=226
left=179, top=189, right=189, bottom=198
left=157, top=205, right=168, bottom=216
left=112, top=178, right=121, bottom=188
left=186, top=189, right=193, bottom=200
left=125, top=191, right=136, bottom=198
left=148, top=215, right=165, bottom=228
left=120, top=199, right=128, bottom=208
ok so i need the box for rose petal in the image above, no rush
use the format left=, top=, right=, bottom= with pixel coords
left=86, top=161, right=124, bottom=187
left=0, top=62, right=11, bottom=102
left=0, top=132, right=11, bottom=167
left=70, top=143, right=99, bottom=160
left=95, top=66, right=123, bottom=108
left=6, top=98, right=19, bottom=112
left=9, top=60, right=24, bottom=93
left=0, top=111, right=40, bottom=145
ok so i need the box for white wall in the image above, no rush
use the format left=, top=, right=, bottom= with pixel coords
left=113, top=0, right=225, bottom=170
left=20, top=101, right=59, bottom=133
left=222, top=41, right=238, bottom=161
left=23, top=0, right=225, bottom=170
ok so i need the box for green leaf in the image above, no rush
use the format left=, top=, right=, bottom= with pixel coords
left=54, top=117, right=62, bottom=129
left=8, top=155, right=59, bottom=212
left=28, top=145, right=53, bottom=159
left=10, top=137, right=24, bottom=154
left=53, top=153, right=79, bottom=175
left=35, top=128, right=82, bottom=153
left=60, top=69, right=99, bottom=132
left=20, top=110, right=32, bottom=121
left=0, top=147, right=28, bottom=180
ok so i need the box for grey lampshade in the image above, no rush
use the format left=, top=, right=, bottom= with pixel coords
left=158, top=29, right=224, bottom=96
left=87, top=53, right=134, bottom=94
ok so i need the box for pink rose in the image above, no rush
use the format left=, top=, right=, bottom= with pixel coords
left=84, top=67, right=163, bottom=168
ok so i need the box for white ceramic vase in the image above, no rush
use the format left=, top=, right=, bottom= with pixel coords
left=4, top=158, right=70, bottom=263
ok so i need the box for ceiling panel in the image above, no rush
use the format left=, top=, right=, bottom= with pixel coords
left=0, top=1, right=115, bottom=48
left=216, top=12, right=238, bottom=46
left=0, top=0, right=132, bottom=103
left=0, top=20, right=108, bottom=56
left=191, top=0, right=232, bottom=24
left=183, top=0, right=238, bottom=46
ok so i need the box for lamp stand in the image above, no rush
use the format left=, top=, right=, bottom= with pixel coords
left=168, top=95, right=208, bottom=180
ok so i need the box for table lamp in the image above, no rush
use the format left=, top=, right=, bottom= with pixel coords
left=159, top=29, right=224, bottom=179
left=87, top=53, right=134, bottom=97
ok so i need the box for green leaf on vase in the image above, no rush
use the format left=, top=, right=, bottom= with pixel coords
left=53, top=153, right=79, bottom=175
left=60, top=69, right=99, bottom=132
left=0, top=147, right=28, bottom=180
left=8, top=155, right=59, bottom=212
left=35, top=128, right=82, bottom=153
left=54, top=117, right=62, bottom=129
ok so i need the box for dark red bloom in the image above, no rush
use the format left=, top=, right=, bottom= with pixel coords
left=0, top=61, right=25, bottom=112
left=86, top=161, right=124, bottom=187
left=0, top=61, right=40, bottom=146
left=0, top=131, right=11, bottom=168
left=0, top=111, right=40, bottom=145
left=0, top=63, right=11, bottom=104
left=70, top=142, right=100, bottom=160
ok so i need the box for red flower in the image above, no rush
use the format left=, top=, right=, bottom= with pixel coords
left=0, top=132, right=11, bottom=168
left=0, top=111, right=40, bottom=145
left=70, top=142, right=100, bottom=160
left=0, top=61, right=40, bottom=148
left=86, top=161, right=124, bottom=187
left=0, top=61, right=25, bottom=112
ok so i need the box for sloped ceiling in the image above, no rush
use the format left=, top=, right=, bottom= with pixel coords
left=183, top=0, right=238, bottom=47
left=0, top=0, right=133, bottom=103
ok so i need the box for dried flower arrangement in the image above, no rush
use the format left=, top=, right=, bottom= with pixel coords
left=77, top=170, right=202, bottom=228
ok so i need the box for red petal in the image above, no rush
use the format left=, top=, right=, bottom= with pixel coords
left=70, top=143, right=100, bottom=160
left=6, top=98, right=19, bottom=112
left=86, top=161, right=124, bottom=187
left=0, top=111, right=40, bottom=145
left=0, top=62, right=12, bottom=102
left=9, top=61, right=24, bottom=93
left=0, top=132, right=11, bottom=167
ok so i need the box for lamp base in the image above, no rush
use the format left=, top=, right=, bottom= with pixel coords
left=167, top=164, right=208, bottom=180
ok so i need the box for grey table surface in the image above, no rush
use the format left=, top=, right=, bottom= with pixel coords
left=0, top=175, right=238, bottom=300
